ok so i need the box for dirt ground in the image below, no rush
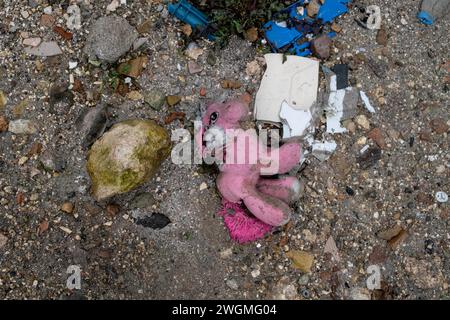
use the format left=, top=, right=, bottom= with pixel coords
left=0, top=0, right=449, bottom=300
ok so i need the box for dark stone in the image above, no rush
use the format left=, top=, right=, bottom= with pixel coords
left=367, top=57, right=388, bottom=79
left=345, top=186, right=355, bottom=196
left=75, top=104, right=108, bottom=148
left=357, top=147, right=382, bottom=169
left=136, top=212, right=171, bottom=229
left=424, top=239, right=434, bottom=254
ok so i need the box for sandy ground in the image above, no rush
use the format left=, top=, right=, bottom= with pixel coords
left=0, top=0, right=449, bottom=299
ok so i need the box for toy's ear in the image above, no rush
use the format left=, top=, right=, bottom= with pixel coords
left=225, top=100, right=250, bottom=123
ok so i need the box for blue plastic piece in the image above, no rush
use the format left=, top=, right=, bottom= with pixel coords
left=168, top=0, right=215, bottom=40
left=417, top=10, right=435, bottom=25
left=263, top=0, right=351, bottom=57
left=317, top=0, right=350, bottom=23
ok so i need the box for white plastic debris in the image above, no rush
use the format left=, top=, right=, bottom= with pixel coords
left=435, top=191, right=448, bottom=203
left=279, top=101, right=313, bottom=139
left=255, top=53, right=319, bottom=123
left=69, top=61, right=78, bottom=69
left=360, top=91, right=376, bottom=113
left=326, top=74, right=347, bottom=134
left=311, top=140, right=337, bottom=161
left=66, top=4, right=82, bottom=30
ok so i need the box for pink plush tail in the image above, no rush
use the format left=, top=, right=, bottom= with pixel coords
left=218, top=199, right=273, bottom=244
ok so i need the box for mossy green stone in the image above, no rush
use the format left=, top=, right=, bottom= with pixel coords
left=87, top=119, right=171, bottom=201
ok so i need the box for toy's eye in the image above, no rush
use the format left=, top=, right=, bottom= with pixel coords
left=210, top=112, right=219, bottom=124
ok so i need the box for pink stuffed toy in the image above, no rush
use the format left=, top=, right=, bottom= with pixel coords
left=196, top=98, right=302, bottom=242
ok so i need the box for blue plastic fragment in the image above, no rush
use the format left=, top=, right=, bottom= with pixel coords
left=317, top=0, right=351, bottom=23
left=263, top=0, right=351, bottom=57
left=263, top=21, right=304, bottom=49
left=417, top=10, right=435, bottom=25
left=168, top=0, right=215, bottom=40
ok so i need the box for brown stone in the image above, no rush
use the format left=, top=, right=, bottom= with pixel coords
left=221, top=80, right=242, bottom=89
left=27, top=142, right=43, bottom=156
left=106, top=203, right=120, bottom=217
left=181, top=24, right=192, bottom=36
left=53, top=26, right=73, bottom=40
left=61, top=202, right=74, bottom=214
left=311, top=34, right=332, bottom=60
left=368, top=127, right=387, bottom=149
left=199, top=87, right=206, bottom=97
left=306, top=0, right=321, bottom=17
left=331, top=22, right=342, bottom=33
left=388, top=229, right=408, bottom=250
left=368, top=245, right=388, bottom=264
left=166, top=95, right=181, bottom=107
left=416, top=192, right=433, bottom=205
left=244, top=27, right=259, bottom=42
left=0, top=116, right=8, bottom=132
left=419, top=130, right=432, bottom=142
left=377, top=225, right=403, bottom=240
left=430, top=118, right=448, bottom=134
left=164, top=111, right=185, bottom=124
left=376, top=27, right=388, bottom=46
left=40, top=14, right=55, bottom=27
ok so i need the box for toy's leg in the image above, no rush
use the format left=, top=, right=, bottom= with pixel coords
left=276, top=141, right=302, bottom=174
left=242, top=192, right=291, bottom=226
left=257, top=176, right=301, bottom=204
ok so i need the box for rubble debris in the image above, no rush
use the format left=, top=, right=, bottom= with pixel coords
left=0, top=116, right=8, bottom=132
left=8, top=119, right=37, bottom=134
left=136, top=213, right=171, bottom=230
left=430, top=118, right=448, bottom=134
left=368, top=128, right=386, bottom=149
left=286, top=250, right=314, bottom=273
left=0, top=233, right=7, bottom=249
left=84, top=15, right=138, bottom=63
left=23, top=37, right=42, bottom=47
left=376, top=27, right=388, bottom=46
left=324, top=236, right=341, bottom=262
left=61, top=202, right=74, bottom=214
left=279, top=101, right=313, bottom=139
left=326, top=74, right=356, bottom=134
left=311, top=34, right=332, bottom=60
left=417, top=0, right=450, bottom=25
left=263, top=0, right=350, bottom=57
left=0, top=90, right=7, bottom=109
left=311, top=140, right=337, bottom=161
left=255, top=54, right=319, bottom=123
left=388, top=229, right=408, bottom=250
left=164, top=111, right=185, bottom=124
left=166, top=95, right=182, bottom=106
left=221, top=79, right=242, bottom=90
left=168, top=0, right=215, bottom=40
left=87, top=120, right=171, bottom=201
left=358, top=146, right=381, bottom=169
left=117, top=56, right=148, bottom=78
left=24, top=41, right=62, bottom=57
left=360, top=91, right=376, bottom=113
left=144, top=90, right=166, bottom=110
left=76, top=104, right=108, bottom=148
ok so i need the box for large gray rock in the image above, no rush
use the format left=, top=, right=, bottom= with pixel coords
left=87, top=120, right=171, bottom=201
left=84, top=15, right=138, bottom=63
